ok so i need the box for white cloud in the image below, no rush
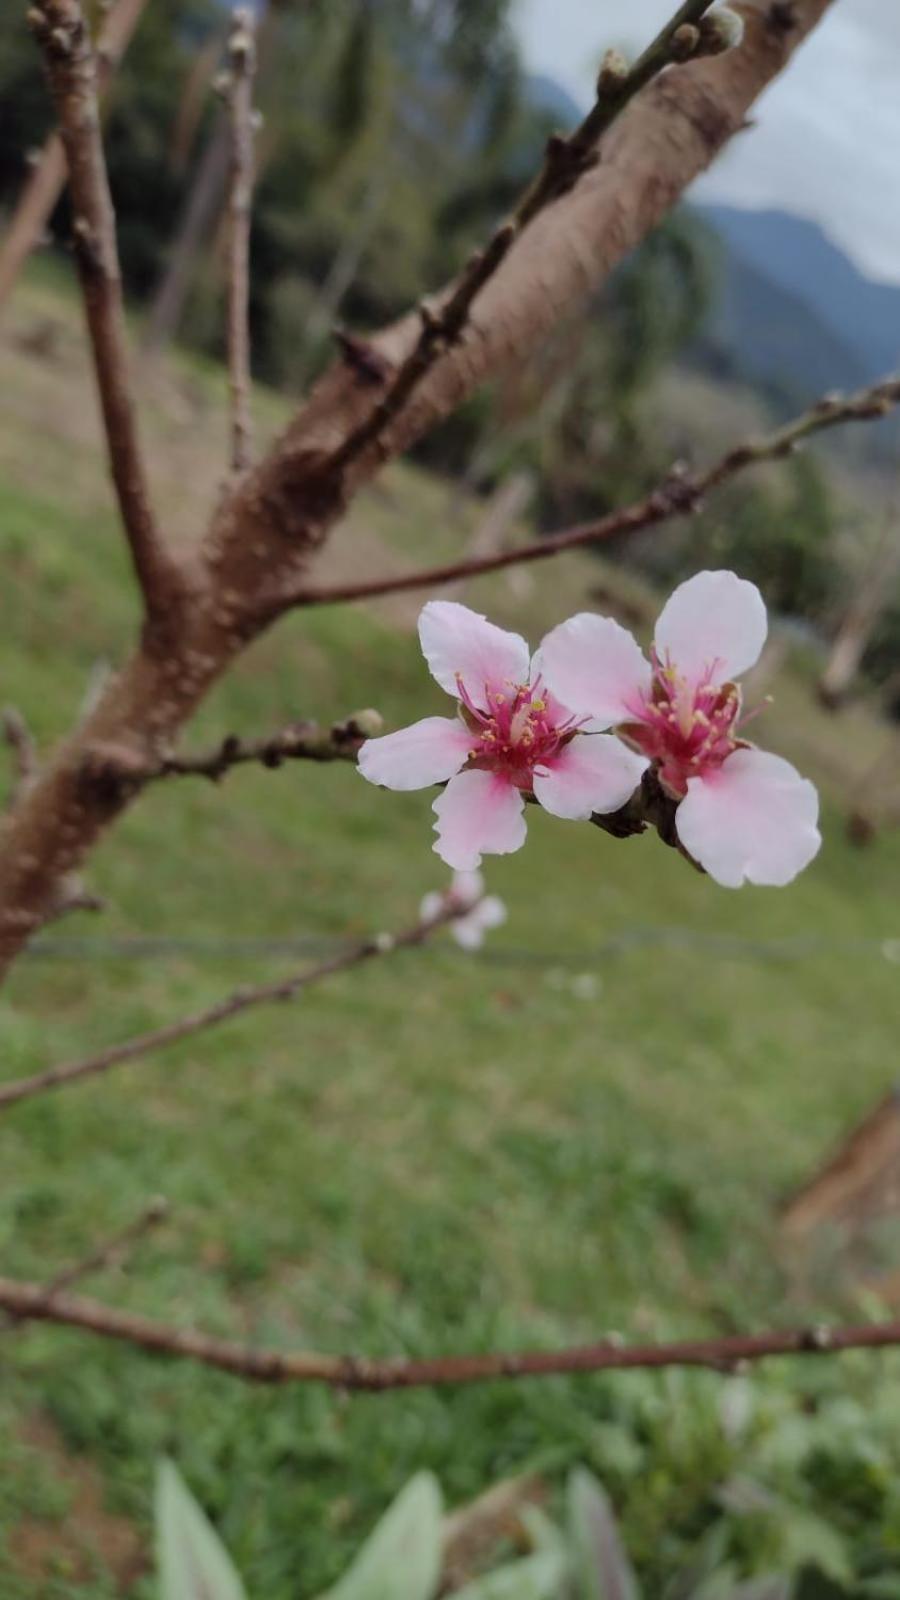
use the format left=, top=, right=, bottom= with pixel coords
left=513, top=0, right=900, bottom=284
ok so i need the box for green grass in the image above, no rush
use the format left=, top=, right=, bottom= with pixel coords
left=1, top=277, right=899, bottom=1597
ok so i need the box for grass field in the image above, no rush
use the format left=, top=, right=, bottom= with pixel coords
left=1, top=271, right=899, bottom=1597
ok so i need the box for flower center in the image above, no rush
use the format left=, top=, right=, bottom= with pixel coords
left=621, top=652, right=747, bottom=797
left=457, top=674, right=573, bottom=786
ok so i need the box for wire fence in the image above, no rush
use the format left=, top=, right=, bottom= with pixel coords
left=25, top=928, right=900, bottom=969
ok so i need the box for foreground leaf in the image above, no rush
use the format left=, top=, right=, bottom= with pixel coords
left=156, top=1459, right=247, bottom=1600
left=319, top=1471, right=443, bottom=1600
left=567, top=1468, right=639, bottom=1600
left=448, top=1547, right=568, bottom=1599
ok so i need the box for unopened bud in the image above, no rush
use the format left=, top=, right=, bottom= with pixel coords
left=343, top=708, right=383, bottom=740
left=670, top=23, right=700, bottom=60
left=229, top=27, right=253, bottom=62
left=698, top=8, right=745, bottom=55
left=597, top=48, right=629, bottom=95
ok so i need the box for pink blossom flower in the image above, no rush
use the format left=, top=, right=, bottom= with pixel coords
left=358, top=601, right=647, bottom=870
left=536, top=570, right=821, bottom=888
left=420, top=870, right=507, bottom=950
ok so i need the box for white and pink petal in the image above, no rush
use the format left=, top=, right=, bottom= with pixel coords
left=532, top=733, right=647, bottom=822
left=432, top=769, right=527, bottom=871
left=675, top=747, right=821, bottom=888
left=418, top=601, right=530, bottom=710
left=534, top=613, right=651, bottom=728
left=654, top=570, right=767, bottom=689
left=452, top=895, right=507, bottom=951
left=358, top=716, right=471, bottom=792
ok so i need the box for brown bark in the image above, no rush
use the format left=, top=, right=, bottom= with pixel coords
left=0, top=0, right=835, bottom=981
left=781, top=1090, right=900, bottom=1241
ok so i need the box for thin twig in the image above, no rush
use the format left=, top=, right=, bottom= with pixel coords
left=75, top=713, right=377, bottom=797
left=0, top=899, right=462, bottom=1111
left=224, top=7, right=257, bottom=473
left=323, top=0, right=718, bottom=480
left=1, top=1198, right=168, bottom=1331
left=43, top=876, right=107, bottom=922
left=0, top=1279, right=895, bottom=1389
left=146, top=714, right=377, bottom=782
left=28, top=0, right=181, bottom=620
left=285, top=375, right=900, bottom=609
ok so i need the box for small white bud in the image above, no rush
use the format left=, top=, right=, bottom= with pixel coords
left=698, top=8, right=745, bottom=55
left=348, top=708, right=384, bottom=739
left=597, top=48, right=629, bottom=94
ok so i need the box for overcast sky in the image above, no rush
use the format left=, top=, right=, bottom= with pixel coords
left=513, top=1, right=900, bottom=285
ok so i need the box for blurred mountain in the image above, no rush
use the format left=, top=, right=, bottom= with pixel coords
left=524, top=73, right=583, bottom=127
left=519, top=72, right=900, bottom=412
left=693, top=204, right=900, bottom=412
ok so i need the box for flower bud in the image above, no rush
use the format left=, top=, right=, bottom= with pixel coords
left=596, top=48, right=629, bottom=95
left=345, top=708, right=384, bottom=739
left=670, top=23, right=700, bottom=60
left=698, top=8, right=745, bottom=55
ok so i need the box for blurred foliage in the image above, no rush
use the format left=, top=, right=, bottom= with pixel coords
left=620, top=455, right=839, bottom=623
left=148, top=1383, right=900, bottom=1600
left=1, top=264, right=899, bottom=1594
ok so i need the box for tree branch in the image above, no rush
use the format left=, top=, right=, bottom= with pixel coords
left=28, top=0, right=183, bottom=622
left=284, top=374, right=900, bottom=610
left=0, top=897, right=463, bottom=1111
left=0, top=0, right=836, bottom=978
left=0, top=1278, right=896, bottom=1389
left=224, top=7, right=257, bottom=474
left=323, top=0, right=720, bottom=481
left=1, top=1197, right=168, bottom=1331
left=134, top=712, right=377, bottom=783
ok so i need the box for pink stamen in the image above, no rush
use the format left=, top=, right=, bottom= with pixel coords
left=455, top=672, right=578, bottom=790
left=622, top=653, right=765, bottom=799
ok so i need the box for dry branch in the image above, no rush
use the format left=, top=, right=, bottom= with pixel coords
left=224, top=7, right=257, bottom=473
left=0, top=0, right=835, bottom=979
left=0, top=1277, right=897, bottom=1389
left=286, top=375, right=900, bottom=609
left=28, top=0, right=182, bottom=621
left=0, top=897, right=463, bottom=1110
